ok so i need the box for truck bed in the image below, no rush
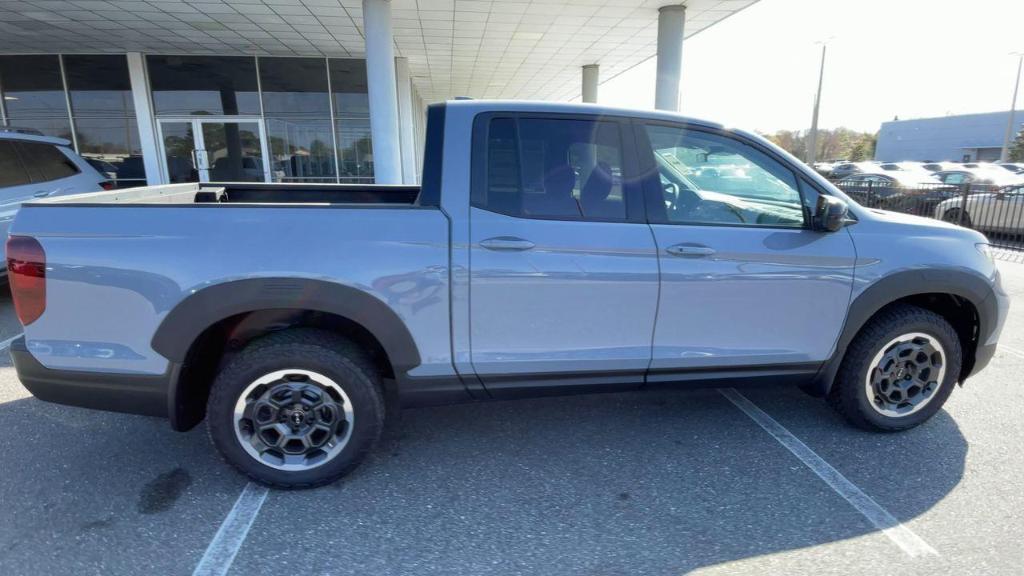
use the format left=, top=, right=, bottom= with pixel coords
left=33, top=182, right=422, bottom=206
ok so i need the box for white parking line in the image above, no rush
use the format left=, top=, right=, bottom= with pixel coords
left=0, top=333, right=22, bottom=353
left=998, top=344, right=1024, bottom=360
left=719, top=388, right=938, bottom=558
left=192, top=482, right=270, bottom=576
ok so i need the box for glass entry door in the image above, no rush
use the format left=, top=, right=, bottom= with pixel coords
left=159, top=119, right=270, bottom=183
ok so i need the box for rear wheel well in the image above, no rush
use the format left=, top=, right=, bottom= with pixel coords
left=876, top=293, right=979, bottom=381
left=171, top=309, right=394, bottom=431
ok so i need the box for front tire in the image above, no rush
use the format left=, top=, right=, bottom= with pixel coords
left=828, top=304, right=961, bottom=432
left=207, top=329, right=385, bottom=488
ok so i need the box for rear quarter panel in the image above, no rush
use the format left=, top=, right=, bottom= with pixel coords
left=10, top=205, right=451, bottom=376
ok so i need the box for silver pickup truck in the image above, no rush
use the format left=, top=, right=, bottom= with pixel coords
left=7, top=101, right=1008, bottom=488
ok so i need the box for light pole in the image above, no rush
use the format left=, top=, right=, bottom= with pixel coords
left=1000, top=52, right=1023, bottom=163
left=806, top=40, right=831, bottom=165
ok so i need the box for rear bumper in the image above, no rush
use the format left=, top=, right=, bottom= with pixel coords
left=10, top=336, right=172, bottom=419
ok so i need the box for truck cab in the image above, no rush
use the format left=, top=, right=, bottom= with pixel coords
left=7, top=101, right=1008, bottom=488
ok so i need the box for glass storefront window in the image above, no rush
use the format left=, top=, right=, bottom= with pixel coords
left=336, top=118, right=374, bottom=182
left=74, top=117, right=146, bottom=186
left=267, top=119, right=337, bottom=183
left=64, top=55, right=135, bottom=117
left=259, top=58, right=331, bottom=118
left=147, top=55, right=260, bottom=116
left=329, top=60, right=371, bottom=118
left=0, top=55, right=66, bottom=119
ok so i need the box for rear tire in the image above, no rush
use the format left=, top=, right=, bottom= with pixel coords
left=207, top=328, right=385, bottom=489
left=828, top=304, right=961, bottom=432
left=942, top=208, right=971, bottom=228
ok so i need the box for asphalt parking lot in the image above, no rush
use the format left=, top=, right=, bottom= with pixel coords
left=1, top=263, right=1023, bottom=576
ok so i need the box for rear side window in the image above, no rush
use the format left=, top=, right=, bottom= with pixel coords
left=0, top=140, right=32, bottom=187
left=16, top=142, right=80, bottom=183
left=475, top=116, right=627, bottom=221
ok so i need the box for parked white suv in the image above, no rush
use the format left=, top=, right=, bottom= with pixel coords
left=0, top=128, right=109, bottom=264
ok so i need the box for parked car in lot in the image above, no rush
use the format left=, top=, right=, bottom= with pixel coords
left=995, top=162, right=1024, bottom=174
left=828, top=161, right=877, bottom=180
left=935, top=184, right=1024, bottom=232
left=922, top=161, right=963, bottom=172
left=0, top=128, right=109, bottom=266
left=933, top=168, right=1024, bottom=191
left=6, top=101, right=1008, bottom=488
left=877, top=161, right=930, bottom=173
left=836, top=171, right=954, bottom=213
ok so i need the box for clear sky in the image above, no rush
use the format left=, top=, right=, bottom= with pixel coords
left=598, top=0, right=1024, bottom=134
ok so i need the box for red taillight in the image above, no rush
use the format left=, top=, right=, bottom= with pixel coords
left=100, top=181, right=115, bottom=191
left=6, top=236, right=46, bottom=326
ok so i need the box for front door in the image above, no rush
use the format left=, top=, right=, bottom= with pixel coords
left=468, top=114, right=659, bottom=393
left=636, top=121, right=857, bottom=377
left=158, top=119, right=270, bottom=183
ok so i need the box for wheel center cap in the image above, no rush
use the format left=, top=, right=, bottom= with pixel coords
left=290, top=410, right=306, bottom=426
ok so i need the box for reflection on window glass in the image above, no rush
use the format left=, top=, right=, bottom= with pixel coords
left=3, top=117, right=73, bottom=141
left=267, top=119, right=337, bottom=183
left=644, top=124, right=804, bottom=228
left=202, top=122, right=264, bottom=183
left=259, top=58, right=330, bottom=118
left=64, top=55, right=134, bottom=117
left=477, top=117, right=626, bottom=220
left=0, top=55, right=66, bottom=119
left=147, top=55, right=260, bottom=116
left=335, top=118, right=373, bottom=182
left=329, top=60, right=370, bottom=118
left=74, top=118, right=145, bottom=185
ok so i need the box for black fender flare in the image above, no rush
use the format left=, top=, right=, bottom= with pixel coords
left=811, top=268, right=997, bottom=394
left=151, top=277, right=422, bottom=373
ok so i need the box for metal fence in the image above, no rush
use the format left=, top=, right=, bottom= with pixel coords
left=834, top=179, right=1024, bottom=261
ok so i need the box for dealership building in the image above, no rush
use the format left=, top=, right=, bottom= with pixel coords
left=0, top=0, right=756, bottom=187
left=875, top=110, right=1024, bottom=163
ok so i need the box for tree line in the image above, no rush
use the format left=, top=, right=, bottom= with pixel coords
left=759, top=128, right=878, bottom=162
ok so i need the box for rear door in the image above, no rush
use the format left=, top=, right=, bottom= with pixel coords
left=468, top=113, right=659, bottom=393
left=636, top=121, right=856, bottom=380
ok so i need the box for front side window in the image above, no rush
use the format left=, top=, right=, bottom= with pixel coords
left=476, top=116, right=627, bottom=221
left=644, top=124, right=805, bottom=228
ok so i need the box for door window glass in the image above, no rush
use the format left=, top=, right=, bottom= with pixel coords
left=644, top=124, right=805, bottom=227
left=16, top=142, right=79, bottom=183
left=0, top=140, right=31, bottom=187
left=476, top=117, right=627, bottom=221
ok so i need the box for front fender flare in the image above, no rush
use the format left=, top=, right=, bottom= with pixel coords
left=811, top=267, right=997, bottom=394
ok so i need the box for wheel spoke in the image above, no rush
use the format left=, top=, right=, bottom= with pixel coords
left=232, top=370, right=354, bottom=472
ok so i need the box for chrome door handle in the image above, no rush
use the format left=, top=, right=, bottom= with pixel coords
left=480, top=236, right=535, bottom=251
left=665, top=243, right=715, bottom=257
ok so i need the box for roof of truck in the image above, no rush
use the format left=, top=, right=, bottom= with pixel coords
left=442, top=99, right=727, bottom=131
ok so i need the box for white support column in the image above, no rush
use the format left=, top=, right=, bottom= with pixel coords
left=655, top=5, right=686, bottom=112
left=394, top=56, right=417, bottom=184
left=581, top=64, right=599, bottom=103
left=126, top=52, right=162, bottom=185
left=363, top=0, right=402, bottom=185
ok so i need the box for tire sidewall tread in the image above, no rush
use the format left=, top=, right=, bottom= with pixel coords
left=829, top=303, right=962, bottom=432
left=206, top=329, right=385, bottom=489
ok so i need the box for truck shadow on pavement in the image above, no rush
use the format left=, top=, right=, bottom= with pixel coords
left=0, top=380, right=966, bottom=576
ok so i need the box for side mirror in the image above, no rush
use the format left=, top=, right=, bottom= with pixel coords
left=813, top=195, right=849, bottom=232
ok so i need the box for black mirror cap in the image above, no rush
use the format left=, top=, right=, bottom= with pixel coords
left=814, top=195, right=849, bottom=232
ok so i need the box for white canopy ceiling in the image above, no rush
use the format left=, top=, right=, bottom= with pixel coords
left=0, top=0, right=758, bottom=101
